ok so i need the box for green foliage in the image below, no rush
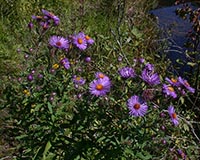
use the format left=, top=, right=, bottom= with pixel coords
left=1, top=0, right=200, bottom=159
left=175, top=1, right=200, bottom=139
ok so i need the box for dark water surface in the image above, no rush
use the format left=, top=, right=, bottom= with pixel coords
left=150, top=1, right=199, bottom=76
left=157, top=0, right=199, bottom=8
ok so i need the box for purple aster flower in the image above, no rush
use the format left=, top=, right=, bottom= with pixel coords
left=95, top=72, right=110, bottom=81
left=119, top=67, right=136, bottom=78
left=73, top=75, right=86, bottom=86
left=85, top=34, right=94, bottom=45
left=145, top=63, right=154, bottom=71
left=40, top=21, right=50, bottom=30
left=72, top=32, right=87, bottom=50
left=49, top=36, right=69, bottom=50
left=165, top=77, right=180, bottom=87
left=89, top=78, right=111, bottom=96
left=41, top=9, right=60, bottom=25
left=32, top=15, right=43, bottom=22
left=178, top=77, right=195, bottom=93
left=60, top=58, right=70, bottom=69
left=127, top=95, right=148, bottom=117
left=163, top=84, right=177, bottom=98
left=77, top=32, right=94, bottom=45
left=141, top=69, right=160, bottom=85
left=168, top=105, right=179, bottom=126
left=139, top=58, right=145, bottom=63
left=180, top=89, right=186, bottom=95
left=28, top=22, right=34, bottom=30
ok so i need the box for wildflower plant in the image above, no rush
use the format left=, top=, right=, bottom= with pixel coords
left=2, top=6, right=200, bottom=160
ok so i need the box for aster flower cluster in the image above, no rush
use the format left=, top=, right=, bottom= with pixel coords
left=60, top=58, right=70, bottom=70
left=114, top=58, right=196, bottom=128
left=162, top=76, right=195, bottom=99
left=25, top=9, right=196, bottom=146
left=119, top=67, right=135, bottom=78
left=31, top=10, right=95, bottom=52
left=49, top=32, right=94, bottom=51
left=31, top=9, right=60, bottom=30
left=23, top=9, right=96, bottom=100
left=141, top=63, right=160, bottom=86
left=89, top=72, right=111, bottom=97
left=72, top=32, right=94, bottom=50
left=73, top=75, right=86, bottom=88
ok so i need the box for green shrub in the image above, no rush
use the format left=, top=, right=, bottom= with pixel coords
left=1, top=0, right=200, bottom=159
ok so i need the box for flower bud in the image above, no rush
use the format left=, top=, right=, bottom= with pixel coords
left=28, top=22, right=34, bottom=30
left=85, top=57, right=91, bottom=62
left=161, top=125, right=166, bottom=131
left=37, top=74, right=43, bottom=79
left=160, top=112, right=166, bottom=118
left=24, top=54, right=29, bottom=59
left=118, top=56, right=122, bottom=62
left=27, top=74, right=33, bottom=81
left=162, top=139, right=167, bottom=144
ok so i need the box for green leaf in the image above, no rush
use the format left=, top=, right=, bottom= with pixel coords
left=183, top=123, right=189, bottom=131
left=34, top=104, right=43, bottom=111
left=131, top=27, right=143, bottom=39
left=48, top=102, right=53, bottom=114
left=124, top=148, right=134, bottom=156
left=32, top=146, right=42, bottom=160
left=136, top=151, right=152, bottom=160
left=42, top=141, right=52, bottom=160
left=97, top=136, right=106, bottom=143
left=15, top=134, right=28, bottom=140
left=45, top=153, right=56, bottom=160
left=180, top=97, right=185, bottom=104
left=187, top=62, right=196, bottom=67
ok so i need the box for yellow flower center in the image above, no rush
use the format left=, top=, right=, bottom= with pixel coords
left=99, top=73, right=105, bottom=78
left=36, top=16, right=42, bottom=19
left=78, top=38, right=83, bottom=44
left=56, top=41, right=62, bottom=46
left=134, top=103, right=140, bottom=110
left=172, top=113, right=177, bottom=119
left=171, top=78, right=177, bottom=83
left=76, top=77, right=81, bottom=81
left=96, top=84, right=103, bottom=90
left=52, top=64, right=59, bottom=69
left=23, top=89, right=30, bottom=96
left=85, top=35, right=90, bottom=40
left=168, top=86, right=174, bottom=92
left=23, top=89, right=28, bottom=94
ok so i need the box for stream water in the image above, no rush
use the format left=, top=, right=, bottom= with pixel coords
left=150, top=0, right=199, bottom=76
